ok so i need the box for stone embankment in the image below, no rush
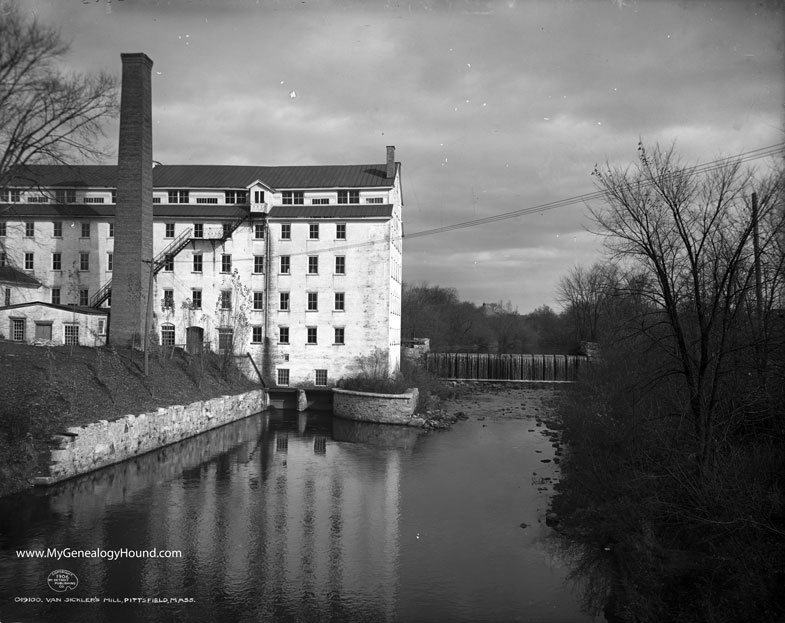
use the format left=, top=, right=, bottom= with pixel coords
left=35, top=389, right=267, bottom=486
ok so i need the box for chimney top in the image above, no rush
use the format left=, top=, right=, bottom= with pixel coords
left=386, top=145, right=396, bottom=180
left=121, top=53, right=154, bottom=69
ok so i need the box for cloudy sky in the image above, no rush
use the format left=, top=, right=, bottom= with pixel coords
left=24, top=0, right=785, bottom=312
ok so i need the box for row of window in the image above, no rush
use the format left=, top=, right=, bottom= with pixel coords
left=2, top=189, right=386, bottom=206
left=275, top=369, right=329, bottom=387
left=275, top=326, right=345, bottom=345
left=8, top=318, right=88, bottom=344
left=11, top=251, right=96, bottom=272
left=170, top=289, right=347, bottom=312
left=178, top=253, right=346, bottom=275
left=0, top=221, right=351, bottom=242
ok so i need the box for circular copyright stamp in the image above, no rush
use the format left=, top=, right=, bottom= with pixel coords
left=47, top=569, right=79, bottom=592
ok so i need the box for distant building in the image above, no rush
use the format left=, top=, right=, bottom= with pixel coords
left=0, top=148, right=403, bottom=385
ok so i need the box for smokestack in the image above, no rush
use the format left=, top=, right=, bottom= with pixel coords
left=386, top=145, right=396, bottom=179
left=109, top=53, right=154, bottom=346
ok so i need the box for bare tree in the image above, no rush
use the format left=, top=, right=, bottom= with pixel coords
left=556, top=262, right=619, bottom=342
left=0, top=0, right=118, bottom=190
left=590, top=142, right=785, bottom=469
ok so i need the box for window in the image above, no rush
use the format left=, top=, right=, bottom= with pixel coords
left=79, top=289, right=89, bottom=306
left=366, top=197, right=384, bottom=204
left=307, top=327, right=317, bottom=344
left=55, top=189, right=76, bottom=203
left=0, top=223, right=5, bottom=236
left=254, top=190, right=265, bottom=203
left=254, top=223, right=265, bottom=239
left=337, top=190, right=359, bottom=204
left=52, top=253, right=62, bottom=271
left=53, top=221, right=62, bottom=237
left=225, top=190, right=247, bottom=204
left=281, top=223, right=291, bottom=239
left=11, top=318, right=25, bottom=341
left=312, top=198, right=329, bottom=205
left=335, top=256, right=346, bottom=274
left=279, top=326, right=289, bottom=344
left=162, top=289, right=174, bottom=310
left=282, top=191, right=304, bottom=205
left=222, top=223, right=232, bottom=239
left=196, top=197, right=218, bottom=204
left=81, top=223, right=90, bottom=238
left=253, top=291, right=264, bottom=311
left=4, top=288, right=10, bottom=306
left=97, top=319, right=106, bottom=335
left=168, top=190, right=189, bottom=203
left=27, top=195, right=49, bottom=203
left=218, top=328, right=233, bottom=353
left=309, top=223, right=319, bottom=239
left=79, top=252, right=89, bottom=271
left=191, top=289, right=202, bottom=309
left=194, top=223, right=203, bottom=238
left=25, top=222, right=34, bottom=237
left=153, top=197, right=161, bottom=204
left=64, top=324, right=79, bottom=345
left=277, top=368, right=290, bottom=386
left=221, top=254, right=231, bottom=273
left=165, top=223, right=175, bottom=238
left=253, top=256, right=264, bottom=274
left=280, top=256, right=290, bottom=274
left=279, top=292, right=290, bottom=311
left=336, top=223, right=346, bottom=239
left=308, top=256, right=318, bottom=274
left=51, top=288, right=61, bottom=305
left=334, top=292, right=345, bottom=311
left=83, top=196, right=104, bottom=204
left=307, top=292, right=318, bottom=311
left=161, top=324, right=175, bottom=346
left=109, top=223, right=114, bottom=238
left=252, top=326, right=263, bottom=343
left=107, top=252, right=113, bottom=272
left=193, top=254, right=202, bottom=272
left=0, top=252, right=5, bottom=266
left=111, top=191, right=116, bottom=204
left=220, top=290, right=232, bottom=310
left=315, top=369, right=328, bottom=386
left=163, top=254, right=174, bottom=272
left=1, top=190, right=20, bottom=202
left=35, top=322, right=52, bottom=341
left=24, top=252, right=34, bottom=270
left=334, top=327, right=345, bottom=345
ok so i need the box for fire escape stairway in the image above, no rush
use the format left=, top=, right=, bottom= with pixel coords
left=90, top=211, right=249, bottom=309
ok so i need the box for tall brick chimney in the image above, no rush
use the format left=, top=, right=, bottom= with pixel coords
left=386, top=145, right=396, bottom=179
left=109, top=53, right=154, bottom=346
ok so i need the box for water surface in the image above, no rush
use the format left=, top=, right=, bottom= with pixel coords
left=0, top=408, right=591, bottom=622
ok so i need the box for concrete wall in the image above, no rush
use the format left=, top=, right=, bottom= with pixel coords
left=34, top=389, right=267, bottom=485
left=332, top=387, right=418, bottom=425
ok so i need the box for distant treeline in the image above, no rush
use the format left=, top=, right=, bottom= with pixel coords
left=401, top=283, right=577, bottom=354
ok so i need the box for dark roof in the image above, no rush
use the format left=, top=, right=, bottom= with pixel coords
left=6, top=163, right=399, bottom=190
left=0, top=266, right=41, bottom=287
left=267, top=205, right=393, bottom=219
left=0, top=301, right=107, bottom=316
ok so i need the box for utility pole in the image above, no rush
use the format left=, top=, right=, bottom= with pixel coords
left=143, top=259, right=155, bottom=376
left=751, top=191, right=766, bottom=388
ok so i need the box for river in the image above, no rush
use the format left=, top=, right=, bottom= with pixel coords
left=0, top=403, right=592, bottom=622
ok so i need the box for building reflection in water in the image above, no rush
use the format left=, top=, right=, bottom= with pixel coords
left=0, top=410, right=417, bottom=623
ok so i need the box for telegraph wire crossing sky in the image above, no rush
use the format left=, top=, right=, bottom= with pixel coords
left=23, top=0, right=785, bottom=312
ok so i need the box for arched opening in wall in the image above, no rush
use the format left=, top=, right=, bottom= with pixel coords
left=186, top=326, right=204, bottom=355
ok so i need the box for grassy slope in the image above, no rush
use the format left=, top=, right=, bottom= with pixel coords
left=0, top=340, right=261, bottom=497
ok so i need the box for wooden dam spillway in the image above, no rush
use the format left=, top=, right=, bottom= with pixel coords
left=425, top=353, right=588, bottom=382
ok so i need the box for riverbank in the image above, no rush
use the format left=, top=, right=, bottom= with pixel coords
left=0, top=341, right=261, bottom=497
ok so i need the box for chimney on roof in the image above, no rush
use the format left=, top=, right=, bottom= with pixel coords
left=386, top=145, right=396, bottom=179
left=109, top=53, right=154, bottom=347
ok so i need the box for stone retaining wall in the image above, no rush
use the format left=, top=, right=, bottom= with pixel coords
left=34, top=389, right=267, bottom=486
left=332, top=387, right=419, bottom=425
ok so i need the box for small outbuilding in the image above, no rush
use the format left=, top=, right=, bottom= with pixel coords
left=0, top=302, right=108, bottom=347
